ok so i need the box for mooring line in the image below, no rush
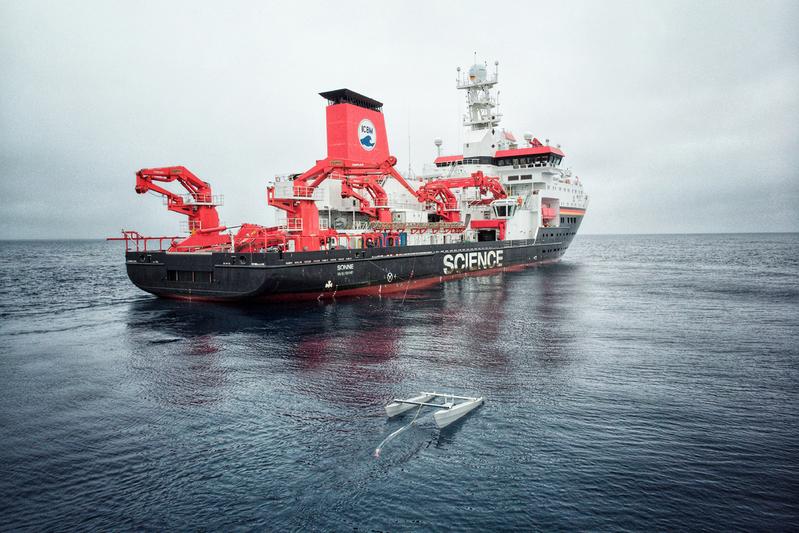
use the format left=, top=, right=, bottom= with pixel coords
left=374, top=403, right=423, bottom=458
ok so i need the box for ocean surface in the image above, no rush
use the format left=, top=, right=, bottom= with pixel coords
left=1, top=234, right=797, bottom=531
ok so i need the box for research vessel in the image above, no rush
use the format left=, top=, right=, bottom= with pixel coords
left=113, top=61, right=588, bottom=301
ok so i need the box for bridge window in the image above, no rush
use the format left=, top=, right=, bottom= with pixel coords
left=493, top=204, right=517, bottom=218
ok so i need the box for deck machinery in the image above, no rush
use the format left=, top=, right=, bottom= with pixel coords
left=114, top=60, right=589, bottom=301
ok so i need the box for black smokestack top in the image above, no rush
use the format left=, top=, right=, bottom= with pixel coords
left=319, top=89, right=383, bottom=111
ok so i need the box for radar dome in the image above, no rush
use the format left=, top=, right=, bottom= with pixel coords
left=523, top=132, right=533, bottom=141
left=434, top=138, right=443, bottom=147
left=468, top=63, right=487, bottom=82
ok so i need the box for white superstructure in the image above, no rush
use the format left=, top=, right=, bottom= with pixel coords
left=273, top=59, right=588, bottom=249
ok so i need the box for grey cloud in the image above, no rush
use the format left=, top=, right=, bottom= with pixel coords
left=1, top=0, right=797, bottom=239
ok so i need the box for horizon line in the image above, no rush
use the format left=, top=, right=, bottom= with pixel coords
left=1, top=231, right=798, bottom=242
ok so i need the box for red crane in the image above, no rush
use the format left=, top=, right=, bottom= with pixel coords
left=267, top=156, right=419, bottom=251
left=135, top=166, right=282, bottom=252
left=136, top=166, right=223, bottom=233
left=413, top=171, right=508, bottom=223
left=339, top=174, right=392, bottom=222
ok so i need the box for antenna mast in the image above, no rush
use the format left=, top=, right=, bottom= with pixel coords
left=456, top=57, right=501, bottom=131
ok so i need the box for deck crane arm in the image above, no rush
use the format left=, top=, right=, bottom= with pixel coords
left=267, top=157, right=412, bottom=230
left=136, top=165, right=277, bottom=252
left=411, top=171, right=508, bottom=223
left=338, top=174, right=393, bottom=222
left=414, top=182, right=459, bottom=222
left=135, top=166, right=222, bottom=231
left=339, top=179, right=377, bottom=219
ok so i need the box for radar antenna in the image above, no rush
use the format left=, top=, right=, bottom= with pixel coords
left=456, top=58, right=501, bottom=130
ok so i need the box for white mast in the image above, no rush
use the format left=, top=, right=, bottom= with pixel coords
left=456, top=60, right=501, bottom=131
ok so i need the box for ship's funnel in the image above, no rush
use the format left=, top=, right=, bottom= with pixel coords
left=319, top=89, right=390, bottom=163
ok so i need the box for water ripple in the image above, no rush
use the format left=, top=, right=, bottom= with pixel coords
left=0, top=235, right=797, bottom=530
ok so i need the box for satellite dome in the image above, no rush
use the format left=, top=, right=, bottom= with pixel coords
left=434, top=138, right=443, bottom=147
left=468, top=63, right=487, bottom=82
left=523, top=132, right=533, bottom=141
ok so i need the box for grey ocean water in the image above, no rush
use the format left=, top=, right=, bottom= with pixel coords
left=1, top=234, right=797, bottom=531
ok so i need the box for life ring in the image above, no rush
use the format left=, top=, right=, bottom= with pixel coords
left=516, top=196, right=523, bottom=206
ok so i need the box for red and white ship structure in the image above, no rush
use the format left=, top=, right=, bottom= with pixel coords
left=113, top=60, right=588, bottom=301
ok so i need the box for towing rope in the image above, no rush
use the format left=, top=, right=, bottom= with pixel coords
left=374, top=403, right=424, bottom=458
left=401, top=256, right=416, bottom=305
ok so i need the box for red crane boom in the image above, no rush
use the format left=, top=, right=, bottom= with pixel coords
left=135, top=166, right=223, bottom=235
left=413, top=171, right=508, bottom=223
left=135, top=166, right=283, bottom=252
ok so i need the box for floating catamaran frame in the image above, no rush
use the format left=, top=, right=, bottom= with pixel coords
left=375, top=392, right=484, bottom=457
left=386, top=392, right=485, bottom=428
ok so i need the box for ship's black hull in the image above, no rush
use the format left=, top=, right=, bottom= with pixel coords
left=125, top=224, right=581, bottom=302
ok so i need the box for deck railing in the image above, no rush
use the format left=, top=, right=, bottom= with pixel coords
left=106, top=230, right=181, bottom=252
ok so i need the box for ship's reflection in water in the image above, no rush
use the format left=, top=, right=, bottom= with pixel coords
left=122, top=263, right=585, bottom=413
left=118, top=264, right=590, bottom=529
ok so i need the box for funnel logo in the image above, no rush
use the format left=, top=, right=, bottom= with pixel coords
left=358, top=119, right=376, bottom=151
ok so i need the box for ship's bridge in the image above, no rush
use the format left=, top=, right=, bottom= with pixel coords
left=433, top=146, right=565, bottom=169
left=495, top=146, right=564, bottom=169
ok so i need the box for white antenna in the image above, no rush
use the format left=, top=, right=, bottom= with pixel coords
left=456, top=67, right=462, bottom=150
left=497, top=90, right=501, bottom=118
left=407, top=108, right=412, bottom=178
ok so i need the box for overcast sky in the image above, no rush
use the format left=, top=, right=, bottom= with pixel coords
left=1, top=0, right=797, bottom=238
